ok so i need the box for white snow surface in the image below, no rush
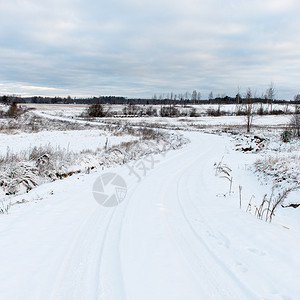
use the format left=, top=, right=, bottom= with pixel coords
left=0, top=131, right=299, bottom=300
left=0, top=130, right=137, bottom=155
left=20, top=103, right=295, bottom=117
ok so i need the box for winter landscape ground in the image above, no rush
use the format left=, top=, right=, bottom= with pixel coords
left=0, top=103, right=299, bottom=300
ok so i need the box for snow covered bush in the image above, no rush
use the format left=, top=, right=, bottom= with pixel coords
left=0, top=129, right=189, bottom=200
left=254, top=155, right=300, bottom=188
left=0, top=146, right=70, bottom=196
left=0, top=111, right=97, bottom=133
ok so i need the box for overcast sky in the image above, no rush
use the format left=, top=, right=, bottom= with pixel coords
left=0, top=0, right=299, bottom=99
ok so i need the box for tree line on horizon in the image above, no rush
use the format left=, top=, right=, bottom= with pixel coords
left=1, top=88, right=300, bottom=106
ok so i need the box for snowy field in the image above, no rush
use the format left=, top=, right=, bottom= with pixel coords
left=98, top=114, right=290, bottom=130
left=0, top=103, right=299, bottom=299
left=0, top=130, right=138, bottom=156
left=20, top=103, right=88, bottom=117
left=20, top=102, right=295, bottom=118
left=22, top=103, right=293, bottom=129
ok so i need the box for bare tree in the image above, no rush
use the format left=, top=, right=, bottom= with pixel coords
left=266, top=82, right=276, bottom=111
left=169, top=92, right=174, bottom=114
left=197, top=92, right=201, bottom=102
left=235, top=87, right=243, bottom=115
left=192, top=90, right=197, bottom=104
left=185, top=91, right=190, bottom=101
left=294, top=94, right=300, bottom=102
left=1, top=95, right=8, bottom=105
left=236, top=86, right=241, bottom=104
left=208, top=91, right=213, bottom=102
left=245, top=88, right=254, bottom=133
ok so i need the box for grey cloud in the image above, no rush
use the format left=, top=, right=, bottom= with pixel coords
left=0, top=0, right=300, bottom=99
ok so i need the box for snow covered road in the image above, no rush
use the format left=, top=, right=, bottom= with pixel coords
left=1, top=132, right=300, bottom=299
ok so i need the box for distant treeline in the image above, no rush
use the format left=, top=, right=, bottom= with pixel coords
left=0, top=94, right=299, bottom=105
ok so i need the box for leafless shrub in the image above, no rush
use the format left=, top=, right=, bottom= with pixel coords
left=0, top=199, right=11, bottom=214
left=280, top=129, right=292, bottom=143
left=207, top=105, right=226, bottom=117
left=236, top=105, right=247, bottom=116
left=252, top=186, right=300, bottom=222
left=189, top=107, right=197, bottom=117
left=214, top=158, right=233, bottom=195
left=114, top=140, right=139, bottom=152
left=160, top=106, right=180, bottom=117
left=257, top=104, right=267, bottom=116
left=86, top=103, right=107, bottom=117
left=122, top=104, right=141, bottom=116
left=268, top=188, right=294, bottom=222
left=80, top=149, right=95, bottom=155
left=111, top=131, right=126, bottom=136
left=290, top=113, right=300, bottom=138
left=6, top=103, right=24, bottom=118
left=269, top=109, right=284, bottom=115
left=246, top=195, right=255, bottom=213
left=145, top=106, right=158, bottom=117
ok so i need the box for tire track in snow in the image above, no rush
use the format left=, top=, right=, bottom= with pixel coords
left=48, top=207, right=116, bottom=300
left=95, top=177, right=143, bottom=300
left=159, top=162, right=220, bottom=299
left=169, top=150, right=259, bottom=299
